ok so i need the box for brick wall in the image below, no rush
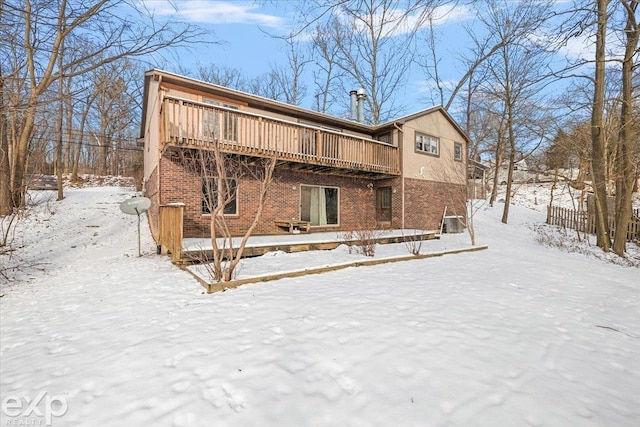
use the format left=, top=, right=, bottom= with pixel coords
left=404, top=178, right=467, bottom=230
left=158, top=154, right=383, bottom=237
left=157, top=154, right=467, bottom=237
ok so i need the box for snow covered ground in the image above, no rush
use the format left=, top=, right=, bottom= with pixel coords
left=1, top=184, right=639, bottom=426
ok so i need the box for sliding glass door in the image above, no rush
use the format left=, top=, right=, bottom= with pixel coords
left=300, top=185, right=338, bottom=226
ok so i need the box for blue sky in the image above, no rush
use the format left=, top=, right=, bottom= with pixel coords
left=140, top=0, right=482, bottom=115
left=141, top=1, right=593, bottom=118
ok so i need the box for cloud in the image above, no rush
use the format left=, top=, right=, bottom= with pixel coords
left=557, top=33, right=594, bottom=61
left=430, top=4, right=474, bottom=26
left=142, top=0, right=285, bottom=28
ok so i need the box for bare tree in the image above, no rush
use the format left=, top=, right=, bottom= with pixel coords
left=270, top=33, right=310, bottom=105
left=591, top=0, right=613, bottom=251
left=0, top=0, right=208, bottom=214
left=90, top=63, right=136, bottom=176
left=311, top=20, right=346, bottom=113
left=55, top=37, right=65, bottom=201
left=612, top=0, right=639, bottom=255
left=334, top=0, right=437, bottom=123
left=182, top=147, right=277, bottom=283
left=194, top=64, right=248, bottom=90
left=0, top=68, right=10, bottom=216
left=293, top=0, right=441, bottom=123
left=469, top=0, right=555, bottom=224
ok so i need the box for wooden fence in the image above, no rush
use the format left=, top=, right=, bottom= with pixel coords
left=546, top=205, right=640, bottom=242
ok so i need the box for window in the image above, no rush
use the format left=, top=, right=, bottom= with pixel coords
left=300, top=185, right=339, bottom=226
left=300, top=129, right=317, bottom=156
left=454, top=142, right=463, bottom=161
left=377, top=132, right=392, bottom=145
left=415, top=132, right=439, bottom=156
left=202, top=177, right=237, bottom=215
left=376, top=187, right=392, bottom=222
left=203, top=98, right=238, bottom=141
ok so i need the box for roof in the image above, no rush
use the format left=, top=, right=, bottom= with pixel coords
left=140, top=69, right=472, bottom=145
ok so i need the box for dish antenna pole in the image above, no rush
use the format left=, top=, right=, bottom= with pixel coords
left=119, top=197, right=152, bottom=257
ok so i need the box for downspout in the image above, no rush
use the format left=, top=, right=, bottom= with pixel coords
left=393, top=122, right=405, bottom=229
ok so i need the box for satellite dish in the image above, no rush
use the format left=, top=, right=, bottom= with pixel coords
left=120, top=197, right=151, bottom=215
left=119, top=197, right=151, bottom=257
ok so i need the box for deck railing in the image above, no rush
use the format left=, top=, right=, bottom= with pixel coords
left=161, top=96, right=400, bottom=175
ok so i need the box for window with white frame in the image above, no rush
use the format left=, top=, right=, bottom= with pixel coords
left=415, top=132, right=439, bottom=156
left=202, top=177, right=237, bottom=215
left=454, top=142, right=463, bottom=161
left=300, top=185, right=339, bottom=226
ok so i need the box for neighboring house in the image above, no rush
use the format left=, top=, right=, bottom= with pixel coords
left=468, top=159, right=489, bottom=199
left=140, top=69, right=469, bottom=239
left=489, top=158, right=537, bottom=184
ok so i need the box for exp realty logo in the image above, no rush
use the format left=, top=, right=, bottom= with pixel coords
left=2, top=391, right=68, bottom=426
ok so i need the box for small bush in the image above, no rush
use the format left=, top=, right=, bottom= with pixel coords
left=403, top=231, right=423, bottom=256
left=341, top=228, right=382, bottom=257
left=533, top=223, right=640, bottom=268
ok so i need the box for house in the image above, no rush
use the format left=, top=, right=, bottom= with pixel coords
left=488, top=158, right=537, bottom=185
left=140, top=69, right=470, bottom=240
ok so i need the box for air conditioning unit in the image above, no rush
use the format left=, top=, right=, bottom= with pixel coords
left=442, top=215, right=464, bottom=233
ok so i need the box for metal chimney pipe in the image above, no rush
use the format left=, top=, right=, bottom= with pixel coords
left=349, top=90, right=358, bottom=121
left=356, top=88, right=366, bottom=123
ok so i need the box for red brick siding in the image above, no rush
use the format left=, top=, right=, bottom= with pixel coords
left=157, top=154, right=467, bottom=237
left=158, top=154, right=384, bottom=237
left=375, top=177, right=403, bottom=227
left=404, top=178, right=467, bottom=230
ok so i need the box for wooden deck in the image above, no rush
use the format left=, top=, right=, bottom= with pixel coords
left=161, top=96, right=400, bottom=177
left=179, top=230, right=440, bottom=264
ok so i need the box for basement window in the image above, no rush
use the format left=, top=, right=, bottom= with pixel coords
left=202, top=177, right=237, bottom=215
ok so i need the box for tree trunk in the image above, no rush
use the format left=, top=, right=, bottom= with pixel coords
left=0, top=69, right=12, bottom=215
left=501, top=55, right=515, bottom=225
left=591, top=0, right=611, bottom=251
left=489, top=141, right=505, bottom=207
left=612, top=0, right=639, bottom=256
left=11, top=104, right=37, bottom=209
left=501, top=137, right=516, bottom=224
left=56, top=42, right=65, bottom=201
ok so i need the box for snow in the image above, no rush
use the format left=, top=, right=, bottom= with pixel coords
left=1, top=183, right=639, bottom=426
left=184, top=230, right=480, bottom=284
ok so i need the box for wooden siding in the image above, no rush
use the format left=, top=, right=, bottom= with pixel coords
left=161, top=96, right=400, bottom=176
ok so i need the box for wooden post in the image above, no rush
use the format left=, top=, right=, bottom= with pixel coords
left=159, top=203, right=184, bottom=263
